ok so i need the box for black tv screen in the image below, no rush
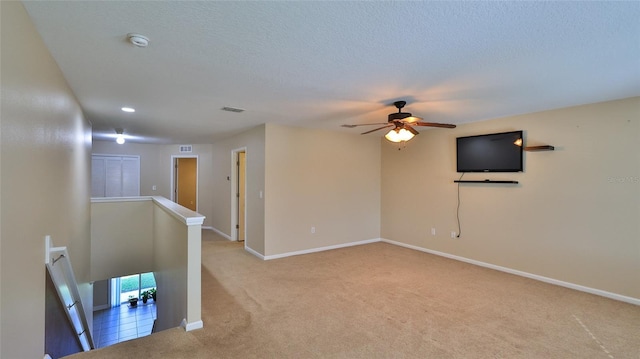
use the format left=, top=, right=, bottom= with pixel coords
left=456, top=131, right=524, bottom=172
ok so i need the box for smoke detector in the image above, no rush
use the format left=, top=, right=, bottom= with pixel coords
left=127, top=33, right=149, bottom=48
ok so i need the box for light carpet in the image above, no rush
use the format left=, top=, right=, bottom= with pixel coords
left=67, top=230, right=640, bottom=358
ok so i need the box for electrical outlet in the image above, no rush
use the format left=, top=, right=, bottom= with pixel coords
left=311, top=226, right=316, bottom=234
left=431, top=227, right=436, bottom=236
left=451, top=231, right=456, bottom=238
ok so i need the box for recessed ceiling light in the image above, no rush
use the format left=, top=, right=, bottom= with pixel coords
left=121, top=107, right=135, bottom=113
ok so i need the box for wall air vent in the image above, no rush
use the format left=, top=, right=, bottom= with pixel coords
left=179, top=145, right=192, bottom=153
left=221, top=106, right=245, bottom=113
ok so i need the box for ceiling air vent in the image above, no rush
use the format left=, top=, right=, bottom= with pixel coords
left=221, top=106, right=245, bottom=113
left=179, top=145, right=192, bottom=153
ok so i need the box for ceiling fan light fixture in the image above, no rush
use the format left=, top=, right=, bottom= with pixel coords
left=384, top=128, right=415, bottom=143
left=388, top=112, right=412, bottom=122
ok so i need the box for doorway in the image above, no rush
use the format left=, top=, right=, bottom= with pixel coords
left=172, top=156, right=198, bottom=211
left=232, top=148, right=247, bottom=242
left=111, top=272, right=157, bottom=305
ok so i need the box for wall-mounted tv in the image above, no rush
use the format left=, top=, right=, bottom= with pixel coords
left=456, top=130, right=524, bottom=172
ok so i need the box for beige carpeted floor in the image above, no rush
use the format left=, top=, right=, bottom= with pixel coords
left=68, top=230, right=640, bottom=358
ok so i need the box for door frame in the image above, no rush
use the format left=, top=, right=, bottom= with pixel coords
left=231, top=147, right=247, bottom=244
left=170, top=155, right=199, bottom=212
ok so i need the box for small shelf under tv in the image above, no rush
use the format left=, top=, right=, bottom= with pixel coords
left=524, top=145, right=554, bottom=151
left=454, top=180, right=519, bottom=184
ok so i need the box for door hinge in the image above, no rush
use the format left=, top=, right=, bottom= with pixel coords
left=236, top=224, right=239, bottom=229
left=236, top=193, right=240, bottom=198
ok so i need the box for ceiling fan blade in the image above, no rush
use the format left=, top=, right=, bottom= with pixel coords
left=342, top=122, right=391, bottom=128
left=414, top=121, right=456, bottom=129
left=404, top=116, right=423, bottom=123
left=404, top=124, right=419, bottom=135
left=361, top=125, right=393, bottom=135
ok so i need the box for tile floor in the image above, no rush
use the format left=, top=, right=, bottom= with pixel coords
left=92, top=302, right=156, bottom=348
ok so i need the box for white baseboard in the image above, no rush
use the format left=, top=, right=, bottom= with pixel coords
left=244, top=246, right=265, bottom=260
left=180, top=319, right=204, bottom=332
left=93, top=304, right=110, bottom=311
left=231, top=235, right=638, bottom=305
left=262, top=238, right=381, bottom=261
left=209, top=226, right=232, bottom=240
left=381, top=238, right=640, bottom=306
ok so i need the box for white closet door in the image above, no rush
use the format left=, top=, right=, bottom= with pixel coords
left=121, top=157, right=140, bottom=196
left=91, top=155, right=140, bottom=197
left=91, top=157, right=106, bottom=197
left=105, top=158, right=123, bottom=197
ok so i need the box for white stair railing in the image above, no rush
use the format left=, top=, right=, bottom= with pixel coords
left=45, top=235, right=94, bottom=351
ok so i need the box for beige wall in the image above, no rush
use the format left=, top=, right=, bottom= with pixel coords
left=93, top=280, right=110, bottom=310
left=152, top=205, right=189, bottom=331
left=381, top=97, right=640, bottom=299
left=92, top=141, right=214, bottom=227
left=210, top=124, right=382, bottom=257
left=264, top=124, right=381, bottom=256
left=211, top=125, right=266, bottom=254
left=1, top=2, right=93, bottom=357
left=90, top=200, right=154, bottom=281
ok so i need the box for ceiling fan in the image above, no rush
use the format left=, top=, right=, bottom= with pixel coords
left=341, top=100, right=456, bottom=142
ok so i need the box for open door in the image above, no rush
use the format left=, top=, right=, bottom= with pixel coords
left=237, top=151, right=246, bottom=242
left=173, top=157, right=197, bottom=211
left=232, top=148, right=247, bottom=242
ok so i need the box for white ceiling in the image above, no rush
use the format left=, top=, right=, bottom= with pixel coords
left=23, top=1, right=640, bottom=144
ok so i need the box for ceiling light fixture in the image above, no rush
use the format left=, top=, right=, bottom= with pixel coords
left=384, top=128, right=415, bottom=143
left=127, top=33, right=149, bottom=48
left=121, top=107, right=135, bottom=113
left=115, top=129, right=126, bottom=144
left=342, top=100, right=455, bottom=144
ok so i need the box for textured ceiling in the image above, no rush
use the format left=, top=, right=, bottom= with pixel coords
left=22, top=1, right=640, bottom=144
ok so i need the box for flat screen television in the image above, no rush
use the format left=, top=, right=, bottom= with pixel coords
left=456, top=130, right=524, bottom=172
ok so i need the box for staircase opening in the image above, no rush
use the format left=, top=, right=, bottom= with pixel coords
left=92, top=272, right=157, bottom=348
